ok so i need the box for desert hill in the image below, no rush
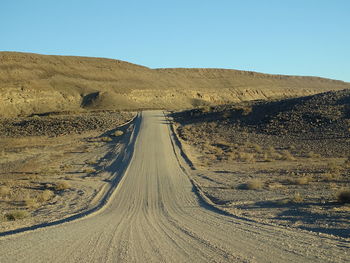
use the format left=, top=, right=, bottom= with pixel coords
left=0, top=51, right=349, bottom=117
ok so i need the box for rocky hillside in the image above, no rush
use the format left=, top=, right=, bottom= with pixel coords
left=0, top=52, right=349, bottom=117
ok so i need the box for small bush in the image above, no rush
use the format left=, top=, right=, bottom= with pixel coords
left=337, top=189, right=350, bottom=203
left=291, top=192, right=304, bottom=203
left=38, top=190, right=54, bottom=202
left=328, top=162, right=342, bottom=173
left=0, top=186, right=10, bottom=197
left=85, top=160, right=97, bottom=165
left=322, top=173, right=339, bottom=182
left=5, top=210, right=29, bottom=221
left=268, top=182, right=284, bottom=190
left=306, top=151, right=321, bottom=158
left=263, top=153, right=273, bottom=162
left=251, top=143, right=263, bottom=153
left=82, top=168, right=97, bottom=174
left=238, top=152, right=255, bottom=162
left=246, top=179, right=263, bottom=190
left=287, top=175, right=311, bottom=185
left=113, top=130, right=124, bottom=137
left=55, top=181, right=71, bottom=191
left=100, top=137, right=112, bottom=142
left=281, top=150, right=296, bottom=161
left=24, top=198, right=39, bottom=209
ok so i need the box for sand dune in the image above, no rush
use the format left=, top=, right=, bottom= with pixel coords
left=0, top=51, right=349, bottom=117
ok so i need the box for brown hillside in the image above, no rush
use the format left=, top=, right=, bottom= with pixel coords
left=0, top=52, right=349, bottom=117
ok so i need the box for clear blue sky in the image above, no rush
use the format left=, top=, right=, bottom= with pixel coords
left=1, top=0, right=349, bottom=81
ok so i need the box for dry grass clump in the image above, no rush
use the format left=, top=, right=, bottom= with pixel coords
left=82, top=167, right=97, bottom=174
left=113, top=130, right=124, bottom=136
left=55, top=180, right=71, bottom=191
left=37, top=190, right=54, bottom=202
left=251, top=143, right=263, bottom=153
left=306, top=151, right=321, bottom=158
left=262, top=152, right=273, bottom=162
left=246, top=179, right=263, bottom=190
left=0, top=186, right=11, bottom=197
left=288, top=175, right=311, bottom=185
left=85, top=160, right=97, bottom=165
left=322, top=173, right=339, bottom=182
left=281, top=150, right=296, bottom=161
left=327, top=162, right=342, bottom=173
left=337, top=189, right=350, bottom=203
left=291, top=192, right=304, bottom=203
left=268, top=182, right=284, bottom=190
left=5, top=210, right=29, bottom=221
left=344, top=156, right=350, bottom=168
left=24, top=198, right=39, bottom=209
left=238, top=152, right=255, bottom=162
left=100, top=136, right=112, bottom=142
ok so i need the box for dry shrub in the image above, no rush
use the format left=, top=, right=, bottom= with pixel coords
left=5, top=210, right=29, bottom=221
left=24, top=198, right=39, bottom=209
left=337, top=189, right=350, bottom=203
left=328, top=162, right=342, bottom=173
left=55, top=181, right=71, bottom=191
left=291, top=192, right=304, bottom=203
left=344, top=156, right=350, bottom=168
left=306, top=151, right=321, bottom=158
left=85, top=160, right=97, bottom=165
left=246, top=179, right=263, bottom=190
left=268, top=182, right=284, bottom=190
left=113, top=130, right=124, bottom=136
left=38, top=190, right=54, bottom=202
left=322, top=173, right=339, bottom=182
left=251, top=143, right=263, bottom=153
left=292, top=176, right=311, bottom=185
left=281, top=150, right=296, bottom=161
left=100, top=136, right=112, bottom=142
left=0, top=186, right=11, bottom=197
left=82, top=167, right=97, bottom=174
left=238, top=152, right=255, bottom=162
left=263, top=153, right=273, bottom=162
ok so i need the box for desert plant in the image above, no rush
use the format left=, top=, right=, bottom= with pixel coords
left=113, top=130, right=124, bottom=137
left=251, top=143, right=263, bottom=153
left=238, top=152, right=255, bottom=162
left=293, top=177, right=310, bottom=185
left=306, top=151, right=321, bottom=158
left=268, top=182, right=284, bottom=190
left=0, top=186, right=10, bottom=197
left=337, top=189, right=350, bottom=203
left=262, top=152, right=273, bottom=162
left=100, top=136, right=112, bottom=142
left=281, top=150, right=296, bottom=161
left=38, top=190, right=54, bottom=202
left=55, top=181, right=71, bottom=191
left=291, top=192, right=304, bottom=203
left=24, top=198, right=39, bottom=209
left=246, top=179, right=263, bottom=190
left=82, top=167, right=97, bottom=174
left=5, top=210, right=29, bottom=221
left=322, top=173, right=339, bottom=182
left=85, top=160, right=98, bottom=165
left=328, top=162, right=342, bottom=173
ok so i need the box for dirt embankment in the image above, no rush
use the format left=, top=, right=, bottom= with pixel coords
left=171, top=89, right=350, bottom=238
left=1, top=51, right=349, bottom=117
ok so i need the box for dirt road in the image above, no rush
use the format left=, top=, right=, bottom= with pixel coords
left=0, top=111, right=348, bottom=262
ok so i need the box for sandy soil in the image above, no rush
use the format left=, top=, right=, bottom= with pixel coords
left=171, top=90, right=350, bottom=238
left=0, top=111, right=134, bottom=233
left=0, top=111, right=348, bottom=263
